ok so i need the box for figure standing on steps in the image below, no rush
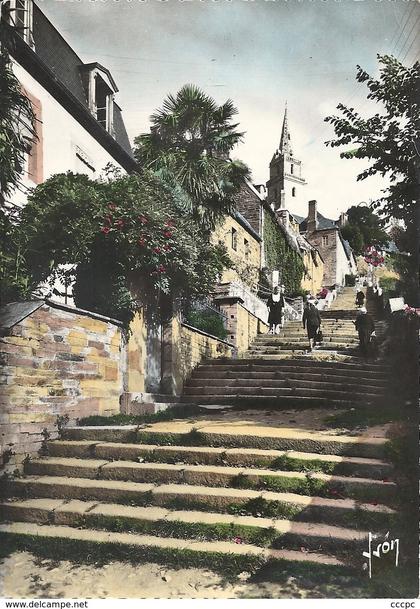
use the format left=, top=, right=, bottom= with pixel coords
left=356, top=290, right=365, bottom=308
left=354, top=306, right=376, bottom=357
left=267, top=285, right=285, bottom=334
left=302, top=297, right=321, bottom=352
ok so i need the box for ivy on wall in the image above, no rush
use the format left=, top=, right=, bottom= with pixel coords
left=263, top=210, right=305, bottom=294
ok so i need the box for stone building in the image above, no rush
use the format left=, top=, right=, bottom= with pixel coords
left=266, top=105, right=307, bottom=217
left=298, top=200, right=357, bottom=287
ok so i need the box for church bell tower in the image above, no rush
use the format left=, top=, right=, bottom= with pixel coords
left=266, top=105, right=306, bottom=215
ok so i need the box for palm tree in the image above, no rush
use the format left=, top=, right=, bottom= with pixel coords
left=134, top=84, right=249, bottom=229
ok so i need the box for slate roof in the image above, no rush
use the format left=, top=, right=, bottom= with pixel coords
left=299, top=212, right=338, bottom=232
left=9, top=3, right=135, bottom=167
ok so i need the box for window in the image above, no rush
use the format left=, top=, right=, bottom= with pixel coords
left=244, top=238, right=249, bottom=260
left=231, top=228, right=237, bottom=251
left=7, top=0, right=34, bottom=46
left=292, top=187, right=296, bottom=197
left=322, top=235, right=329, bottom=247
left=82, top=64, right=117, bottom=135
left=95, top=74, right=113, bottom=132
left=290, top=163, right=294, bottom=175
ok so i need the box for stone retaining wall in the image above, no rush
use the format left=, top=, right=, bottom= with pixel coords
left=0, top=301, right=124, bottom=473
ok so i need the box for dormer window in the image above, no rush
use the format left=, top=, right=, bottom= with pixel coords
left=80, top=63, right=118, bottom=135
left=6, top=0, right=34, bottom=47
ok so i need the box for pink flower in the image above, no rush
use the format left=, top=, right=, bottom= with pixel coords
left=138, top=238, right=146, bottom=247
left=115, top=219, right=125, bottom=228
left=153, top=247, right=161, bottom=254
left=101, top=226, right=110, bottom=234
left=139, top=215, right=148, bottom=225
left=108, top=203, right=116, bottom=210
left=163, top=231, right=172, bottom=238
left=157, top=264, right=166, bottom=273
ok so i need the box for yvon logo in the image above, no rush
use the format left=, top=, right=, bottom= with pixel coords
left=362, top=531, right=400, bottom=578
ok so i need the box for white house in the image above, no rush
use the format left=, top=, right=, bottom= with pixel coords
left=5, top=0, right=135, bottom=210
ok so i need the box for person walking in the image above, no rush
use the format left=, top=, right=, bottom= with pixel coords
left=355, top=290, right=365, bottom=308
left=267, top=285, right=285, bottom=334
left=302, top=297, right=322, bottom=352
left=354, top=306, right=375, bottom=357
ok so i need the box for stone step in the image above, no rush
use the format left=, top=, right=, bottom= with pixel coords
left=6, top=477, right=396, bottom=529
left=190, top=370, right=387, bottom=388
left=195, top=365, right=388, bottom=381
left=62, top=425, right=388, bottom=458
left=182, top=385, right=381, bottom=401
left=248, top=343, right=359, bottom=351
left=0, top=498, right=372, bottom=553
left=180, top=394, right=375, bottom=409
left=199, top=359, right=390, bottom=374
left=185, top=378, right=386, bottom=394
left=241, top=353, right=380, bottom=362
left=0, top=521, right=348, bottom=571
left=254, top=335, right=359, bottom=343
left=48, top=441, right=393, bottom=479
left=24, top=458, right=396, bottom=503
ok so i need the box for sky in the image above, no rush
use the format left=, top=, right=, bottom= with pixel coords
left=40, top=0, right=419, bottom=219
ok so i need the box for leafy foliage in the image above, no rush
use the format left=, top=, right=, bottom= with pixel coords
left=325, top=55, right=420, bottom=304
left=184, top=309, right=228, bottom=341
left=134, top=84, right=250, bottom=230
left=9, top=170, right=231, bottom=324
left=340, top=205, right=388, bottom=254
left=263, top=210, right=304, bottom=293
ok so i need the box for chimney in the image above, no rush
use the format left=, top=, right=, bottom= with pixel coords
left=307, top=200, right=318, bottom=232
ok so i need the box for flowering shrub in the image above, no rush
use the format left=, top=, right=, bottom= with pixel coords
left=15, top=170, right=231, bottom=323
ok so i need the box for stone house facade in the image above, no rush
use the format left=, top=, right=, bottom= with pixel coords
left=299, top=200, right=357, bottom=287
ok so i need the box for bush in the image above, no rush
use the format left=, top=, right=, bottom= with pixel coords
left=184, top=310, right=228, bottom=341
left=345, top=274, right=356, bottom=287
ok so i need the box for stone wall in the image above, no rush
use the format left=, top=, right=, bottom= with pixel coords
left=0, top=301, right=124, bottom=473
left=219, top=299, right=268, bottom=354
left=234, top=181, right=262, bottom=235
left=212, top=213, right=261, bottom=289
left=178, top=322, right=234, bottom=387
left=301, top=249, right=324, bottom=295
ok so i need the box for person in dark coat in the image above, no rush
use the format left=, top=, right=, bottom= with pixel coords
left=302, top=298, right=322, bottom=351
left=355, top=290, right=365, bottom=307
left=267, top=285, right=285, bottom=334
left=354, top=307, right=375, bottom=357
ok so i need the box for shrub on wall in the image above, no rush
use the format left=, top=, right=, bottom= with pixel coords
left=11, top=170, right=231, bottom=325
left=263, top=210, right=305, bottom=294
left=184, top=310, right=228, bottom=341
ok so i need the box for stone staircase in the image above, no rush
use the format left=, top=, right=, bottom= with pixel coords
left=182, top=286, right=389, bottom=408
left=0, top=421, right=397, bottom=574
left=0, top=285, right=395, bottom=579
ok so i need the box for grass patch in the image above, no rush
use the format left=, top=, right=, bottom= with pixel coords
left=84, top=514, right=278, bottom=547
left=78, top=405, right=202, bottom=427
left=271, top=454, right=337, bottom=475
left=0, top=532, right=264, bottom=581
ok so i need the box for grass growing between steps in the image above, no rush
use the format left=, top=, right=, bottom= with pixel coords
left=0, top=532, right=264, bottom=582
left=74, top=514, right=279, bottom=548
left=270, top=455, right=337, bottom=475
left=78, top=405, right=202, bottom=427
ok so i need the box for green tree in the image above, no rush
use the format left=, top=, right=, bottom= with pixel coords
left=134, top=84, right=249, bottom=230
left=341, top=204, right=388, bottom=254
left=325, top=55, right=420, bottom=304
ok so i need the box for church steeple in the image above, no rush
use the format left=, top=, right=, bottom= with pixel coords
left=279, top=104, right=293, bottom=156
left=266, top=105, right=306, bottom=215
